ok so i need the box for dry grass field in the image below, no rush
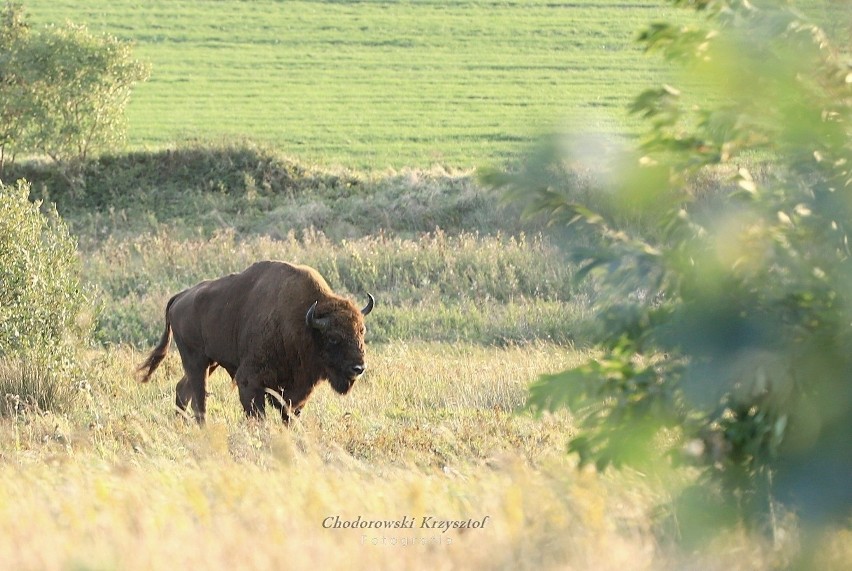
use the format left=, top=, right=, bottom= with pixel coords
left=3, top=155, right=850, bottom=570
left=0, top=344, right=602, bottom=570
left=4, top=340, right=845, bottom=570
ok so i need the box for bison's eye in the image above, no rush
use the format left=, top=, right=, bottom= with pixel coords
left=327, top=335, right=342, bottom=347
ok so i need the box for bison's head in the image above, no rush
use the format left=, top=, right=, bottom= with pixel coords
left=306, top=294, right=374, bottom=394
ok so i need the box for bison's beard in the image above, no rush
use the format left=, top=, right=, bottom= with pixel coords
left=328, top=371, right=357, bottom=395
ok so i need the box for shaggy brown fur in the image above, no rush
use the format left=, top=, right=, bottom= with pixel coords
left=137, top=261, right=373, bottom=424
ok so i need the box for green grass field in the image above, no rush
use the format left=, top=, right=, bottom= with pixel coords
left=21, top=0, right=690, bottom=168
left=19, top=0, right=848, bottom=169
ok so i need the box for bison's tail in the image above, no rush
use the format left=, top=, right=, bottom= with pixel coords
left=136, top=294, right=179, bottom=383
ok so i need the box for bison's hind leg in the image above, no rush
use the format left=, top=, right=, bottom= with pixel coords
left=175, top=364, right=218, bottom=424
left=175, top=372, right=208, bottom=424
left=175, top=375, right=193, bottom=413
left=173, top=348, right=212, bottom=425
left=175, top=365, right=215, bottom=407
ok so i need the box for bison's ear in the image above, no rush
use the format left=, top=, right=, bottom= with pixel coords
left=361, top=293, right=375, bottom=316
left=306, top=301, right=330, bottom=330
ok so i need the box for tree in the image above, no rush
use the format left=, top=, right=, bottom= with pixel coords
left=0, top=2, right=149, bottom=175
left=490, top=0, right=851, bottom=550
left=0, top=2, right=30, bottom=171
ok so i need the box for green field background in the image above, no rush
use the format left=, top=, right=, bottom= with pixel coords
left=22, top=0, right=690, bottom=169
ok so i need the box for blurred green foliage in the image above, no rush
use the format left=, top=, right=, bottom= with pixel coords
left=496, top=0, right=851, bottom=547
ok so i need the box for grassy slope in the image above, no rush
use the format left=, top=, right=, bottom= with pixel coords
left=12, top=142, right=597, bottom=349
left=22, top=0, right=681, bottom=169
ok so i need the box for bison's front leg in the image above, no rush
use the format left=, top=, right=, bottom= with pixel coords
left=237, top=383, right=266, bottom=418
left=266, top=389, right=303, bottom=424
left=235, top=367, right=271, bottom=419
left=267, top=384, right=312, bottom=424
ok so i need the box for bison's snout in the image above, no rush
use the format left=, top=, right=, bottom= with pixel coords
left=329, top=362, right=365, bottom=395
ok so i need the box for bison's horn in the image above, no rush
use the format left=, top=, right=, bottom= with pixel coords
left=306, top=301, right=329, bottom=330
left=361, top=293, right=375, bottom=316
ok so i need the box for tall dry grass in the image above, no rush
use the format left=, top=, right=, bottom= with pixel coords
left=86, top=228, right=593, bottom=347
left=1, top=342, right=836, bottom=570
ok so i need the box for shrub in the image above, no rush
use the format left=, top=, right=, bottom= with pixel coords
left=0, top=178, right=91, bottom=412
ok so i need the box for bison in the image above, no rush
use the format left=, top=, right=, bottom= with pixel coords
left=136, top=261, right=374, bottom=424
